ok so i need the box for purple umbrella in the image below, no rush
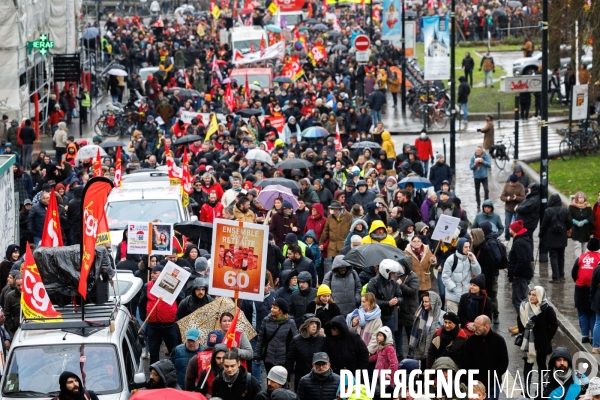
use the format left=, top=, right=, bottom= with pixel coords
left=256, top=185, right=299, bottom=211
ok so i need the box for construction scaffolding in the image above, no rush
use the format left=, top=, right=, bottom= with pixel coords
left=0, top=0, right=81, bottom=134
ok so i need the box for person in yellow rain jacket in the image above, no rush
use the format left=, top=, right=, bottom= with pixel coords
left=381, top=131, right=395, bottom=161
left=361, top=220, right=397, bottom=247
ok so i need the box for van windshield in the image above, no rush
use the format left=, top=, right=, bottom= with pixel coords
left=3, top=344, right=121, bottom=396
left=282, top=14, right=301, bottom=25
left=233, top=39, right=263, bottom=54
left=106, top=199, right=182, bottom=229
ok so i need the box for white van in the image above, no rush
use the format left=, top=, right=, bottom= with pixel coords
left=1, top=301, right=145, bottom=400
left=272, top=11, right=307, bottom=29
left=229, top=26, right=269, bottom=54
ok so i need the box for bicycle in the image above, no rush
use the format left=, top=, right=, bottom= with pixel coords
left=490, top=133, right=514, bottom=170
left=559, top=130, right=599, bottom=161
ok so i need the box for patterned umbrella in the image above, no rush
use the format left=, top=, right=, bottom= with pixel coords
left=176, top=296, right=257, bottom=346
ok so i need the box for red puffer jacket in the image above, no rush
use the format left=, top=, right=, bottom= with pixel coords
left=145, top=281, right=177, bottom=323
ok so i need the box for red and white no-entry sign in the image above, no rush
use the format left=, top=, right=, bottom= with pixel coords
left=354, top=35, right=371, bottom=52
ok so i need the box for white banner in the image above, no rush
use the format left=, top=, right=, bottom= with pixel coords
left=424, top=56, right=450, bottom=81
left=150, top=261, right=191, bottom=305
left=232, top=41, right=286, bottom=65
left=499, top=76, right=542, bottom=93
left=572, top=84, right=589, bottom=120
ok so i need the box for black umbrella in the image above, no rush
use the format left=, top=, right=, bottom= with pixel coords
left=351, top=141, right=382, bottom=149
left=327, top=31, right=343, bottom=37
left=237, top=108, right=262, bottom=117
left=173, top=134, right=202, bottom=145
left=167, top=88, right=202, bottom=97
left=278, top=158, right=313, bottom=169
left=304, top=18, right=318, bottom=25
left=99, top=141, right=125, bottom=148
left=344, top=243, right=411, bottom=268
left=174, top=221, right=213, bottom=238
left=273, top=76, right=294, bottom=84
left=254, top=178, right=300, bottom=190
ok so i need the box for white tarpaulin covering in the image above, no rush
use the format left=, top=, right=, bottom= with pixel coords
left=0, top=0, right=79, bottom=120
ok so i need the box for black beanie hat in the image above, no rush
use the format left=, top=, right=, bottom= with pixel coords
left=470, top=274, right=486, bottom=289
left=273, top=298, right=289, bottom=315
left=588, top=238, right=600, bottom=252
left=443, top=312, right=460, bottom=325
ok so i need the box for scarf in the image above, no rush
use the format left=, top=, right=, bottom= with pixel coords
left=570, top=201, right=590, bottom=209
left=289, top=284, right=298, bottom=292
left=273, top=315, right=287, bottom=323
left=519, top=286, right=547, bottom=363
left=313, top=368, right=332, bottom=381
left=466, top=294, right=484, bottom=324
left=346, top=305, right=382, bottom=327
left=408, top=307, right=433, bottom=357
left=411, top=244, right=424, bottom=260
left=554, top=368, right=573, bottom=386
left=438, top=325, right=460, bottom=354
left=385, top=184, right=397, bottom=204
left=223, top=370, right=239, bottom=387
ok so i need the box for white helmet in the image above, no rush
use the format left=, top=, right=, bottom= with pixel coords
left=379, top=259, right=401, bottom=280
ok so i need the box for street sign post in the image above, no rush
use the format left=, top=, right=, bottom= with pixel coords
left=355, top=50, right=371, bottom=63
left=354, top=35, right=371, bottom=52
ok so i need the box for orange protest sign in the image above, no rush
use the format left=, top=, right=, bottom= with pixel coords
left=209, top=219, right=268, bottom=301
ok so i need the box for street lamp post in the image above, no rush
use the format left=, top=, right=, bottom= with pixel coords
left=539, top=0, right=549, bottom=263
left=450, top=0, right=456, bottom=174
left=370, top=1, right=374, bottom=42
left=401, top=0, right=406, bottom=113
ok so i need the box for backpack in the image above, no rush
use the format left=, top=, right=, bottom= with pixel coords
left=487, top=238, right=508, bottom=270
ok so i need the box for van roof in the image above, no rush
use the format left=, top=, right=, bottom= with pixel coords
left=15, top=304, right=131, bottom=345
left=108, top=183, right=182, bottom=200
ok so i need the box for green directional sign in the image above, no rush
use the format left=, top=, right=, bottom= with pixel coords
left=28, top=33, right=54, bottom=55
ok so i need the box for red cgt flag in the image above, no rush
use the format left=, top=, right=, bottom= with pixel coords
left=225, top=83, right=236, bottom=112
left=182, top=148, right=193, bottom=195
left=223, top=309, right=241, bottom=349
left=41, top=188, right=63, bottom=247
left=93, top=148, right=102, bottom=177
left=21, top=244, right=63, bottom=321
left=245, top=74, right=251, bottom=103
left=79, top=177, right=114, bottom=299
left=114, top=146, right=122, bottom=188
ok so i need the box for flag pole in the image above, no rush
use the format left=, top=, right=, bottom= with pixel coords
left=138, top=297, right=163, bottom=334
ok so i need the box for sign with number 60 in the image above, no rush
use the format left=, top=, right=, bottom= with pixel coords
left=224, top=271, right=250, bottom=289
left=209, top=219, right=269, bottom=301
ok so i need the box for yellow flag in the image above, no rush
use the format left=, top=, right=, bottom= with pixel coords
left=267, top=1, right=278, bottom=14
left=211, top=5, right=221, bottom=19
left=197, top=23, right=205, bottom=37
left=205, top=114, right=218, bottom=141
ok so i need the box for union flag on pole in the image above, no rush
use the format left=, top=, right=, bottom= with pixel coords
left=182, top=148, right=193, bottom=195
left=40, top=188, right=63, bottom=247
left=79, top=177, right=114, bottom=299
left=335, top=123, right=343, bottom=151
left=225, top=83, right=236, bottom=112
left=245, top=74, right=251, bottom=103
left=114, top=146, right=122, bottom=188
left=223, top=309, right=241, bottom=349
left=93, top=148, right=102, bottom=177
left=21, top=244, right=63, bottom=321
left=164, top=142, right=183, bottom=180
